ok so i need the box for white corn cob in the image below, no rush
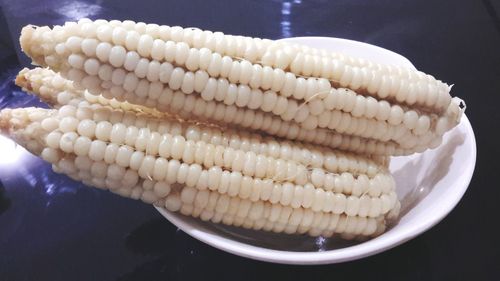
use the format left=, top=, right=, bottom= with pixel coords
left=17, top=67, right=410, bottom=156
left=51, top=153, right=395, bottom=238
left=17, top=67, right=391, bottom=173
left=0, top=105, right=399, bottom=236
left=60, top=152, right=391, bottom=238
left=19, top=20, right=464, bottom=155
left=0, top=105, right=398, bottom=215
left=100, top=20, right=451, bottom=112
left=24, top=19, right=452, bottom=112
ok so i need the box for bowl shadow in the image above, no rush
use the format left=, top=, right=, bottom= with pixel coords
left=392, top=131, right=466, bottom=219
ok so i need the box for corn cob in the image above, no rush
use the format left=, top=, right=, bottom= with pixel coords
left=100, top=20, right=451, bottom=112
left=19, top=19, right=463, bottom=155
left=17, top=67, right=411, bottom=156
left=54, top=151, right=391, bottom=238
left=0, top=104, right=398, bottom=215
left=17, top=67, right=391, bottom=173
left=0, top=105, right=399, bottom=237
left=51, top=154, right=392, bottom=238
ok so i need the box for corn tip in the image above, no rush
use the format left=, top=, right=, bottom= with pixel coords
left=20, top=25, right=36, bottom=56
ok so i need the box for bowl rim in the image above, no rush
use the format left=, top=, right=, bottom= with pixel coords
left=155, top=37, right=477, bottom=265
left=278, top=36, right=415, bottom=68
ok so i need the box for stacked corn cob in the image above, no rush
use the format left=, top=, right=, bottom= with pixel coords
left=0, top=18, right=464, bottom=239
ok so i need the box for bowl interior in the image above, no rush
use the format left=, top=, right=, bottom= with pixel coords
left=155, top=37, right=476, bottom=264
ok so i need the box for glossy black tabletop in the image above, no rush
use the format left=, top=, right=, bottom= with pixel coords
left=0, top=0, right=499, bottom=280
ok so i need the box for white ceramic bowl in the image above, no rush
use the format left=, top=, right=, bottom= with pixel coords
left=155, top=37, right=476, bottom=264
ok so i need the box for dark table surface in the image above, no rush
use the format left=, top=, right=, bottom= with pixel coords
left=0, top=0, right=499, bottom=280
